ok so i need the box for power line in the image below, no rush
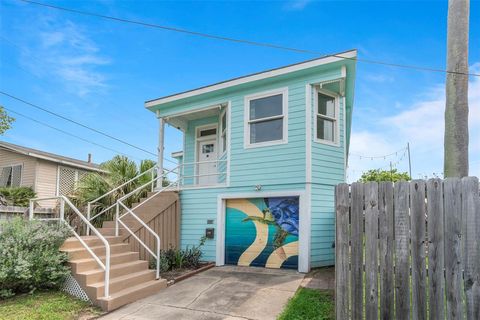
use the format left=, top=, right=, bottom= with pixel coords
left=0, top=91, right=159, bottom=157
left=2, top=106, right=146, bottom=161
left=19, top=0, right=480, bottom=77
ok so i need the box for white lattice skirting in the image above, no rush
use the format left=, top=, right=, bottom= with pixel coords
left=61, top=273, right=91, bottom=303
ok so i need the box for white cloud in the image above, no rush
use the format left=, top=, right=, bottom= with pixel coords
left=21, top=19, right=109, bottom=96
left=348, top=64, right=480, bottom=181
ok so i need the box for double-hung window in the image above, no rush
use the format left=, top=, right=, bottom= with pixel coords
left=245, top=88, right=288, bottom=147
left=315, top=90, right=338, bottom=144
left=220, top=109, right=227, bottom=155
left=0, top=164, right=22, bottom=187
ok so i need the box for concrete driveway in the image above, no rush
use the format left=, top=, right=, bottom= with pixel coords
left=101, top=266, right=305, bottom=320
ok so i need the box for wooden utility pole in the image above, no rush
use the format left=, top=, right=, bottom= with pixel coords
left=444, top=0, right=470, bottom=177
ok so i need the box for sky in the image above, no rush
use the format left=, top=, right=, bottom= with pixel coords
left=0, top=0, right=479, bottom=182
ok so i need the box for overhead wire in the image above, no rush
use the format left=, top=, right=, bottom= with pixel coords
left=2, top=106, right=146, bottom=161
left=0, top=91, right=178, bottom=165
left=18, top=0, right=480, bottom=77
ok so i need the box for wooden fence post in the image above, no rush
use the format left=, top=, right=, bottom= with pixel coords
left=410, top=180, right=427, bottom=320
left=394, top=181, right=410, bottom=319
left=426, top=178, right=445, bottom=320
left=444, top=178, right=463, bottom=320
left=461, top=177, right=480, bottom=320
left=335, top=183, right=350, bottom=320
left=365, top=182, right=379, bottom=320
left=378, top=182, right=394, bottom=320
left=350, top=182, right=364, bottom=320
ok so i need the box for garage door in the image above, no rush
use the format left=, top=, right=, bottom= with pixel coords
left=225, top=197, right=299, bottom=269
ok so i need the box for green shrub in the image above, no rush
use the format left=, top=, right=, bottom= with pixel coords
left=0, top=218, right=71, bottom=298
left=0, top=187, right=36, bottom=207
left=150, top=236, right=206, bottom=272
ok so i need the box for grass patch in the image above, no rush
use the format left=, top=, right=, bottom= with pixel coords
left=0, top=291, right=102, bottom=320
left=278, top=288, right=334, bottom=320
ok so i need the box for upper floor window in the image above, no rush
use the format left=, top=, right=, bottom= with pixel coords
left=245, top=88, right=288, bottom=148
left=220, top=109, right=227, bottom=154
left=316, top=90, right=338, bottom=144
left=0, top=164, right=22, bottom=187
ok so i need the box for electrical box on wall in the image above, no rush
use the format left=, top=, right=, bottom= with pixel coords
left=205, top=228, right=215, bottom=239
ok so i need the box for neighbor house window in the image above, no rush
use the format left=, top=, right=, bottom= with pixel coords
left=220, top=109, right=227, bottom=154
left=245, top=88, right=287, bottom=147
left=0, top=164, right=22, bottom=187
left=316, top=91, right=338, bottom=144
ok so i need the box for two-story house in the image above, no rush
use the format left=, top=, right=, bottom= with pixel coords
left=146, top=50, right=356, bottom=273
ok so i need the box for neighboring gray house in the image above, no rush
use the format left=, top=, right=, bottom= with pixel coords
left=0, top=141, right=105, bottom=207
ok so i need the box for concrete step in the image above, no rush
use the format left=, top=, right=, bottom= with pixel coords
left=88, top=269, right=156, bottom=298
left=77, top=260, right=149, bottom=286
left=70, top=251, right=139, bottom=273
left=61, top=236, right=123, bottom=250
left=98, top=227, right=128, bottom=236
left=97, top=279, right=167, bottom=312
left=63, top=243, right=130, bottom=260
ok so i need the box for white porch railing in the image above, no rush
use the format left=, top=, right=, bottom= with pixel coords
left=178, top=159, right=227, bottom=187
left=29, top=196, right=111, bottom=298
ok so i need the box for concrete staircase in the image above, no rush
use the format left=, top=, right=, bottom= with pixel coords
left=60, top=191, right=179, bottom=312
left=61, top=236, right=167, bottom=311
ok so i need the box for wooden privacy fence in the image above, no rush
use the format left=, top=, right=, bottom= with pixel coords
left=335, top=177, right=480, bottom=320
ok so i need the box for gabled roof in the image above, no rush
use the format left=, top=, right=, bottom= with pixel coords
left=0, top=141, right=106, bottom=173
left=145, top=49, right=357, bottom=108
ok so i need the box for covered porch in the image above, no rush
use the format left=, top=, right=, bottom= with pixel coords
left=156, top=102, right=229, bottom=189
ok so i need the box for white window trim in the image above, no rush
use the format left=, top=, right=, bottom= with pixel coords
left=244, top=87, right=288, bottom=149
left=219, top=108, right=227, bottom=157
left=314, top=87, right=340, bottom=146
left=0, top=163, right=23, bottom=187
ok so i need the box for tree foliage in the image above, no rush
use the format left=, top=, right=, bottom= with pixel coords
left=358, top=169, right=411, bottom=182
left=0, top=106, right=14, bottom=135
left=71, top=155, right=167, bottom=226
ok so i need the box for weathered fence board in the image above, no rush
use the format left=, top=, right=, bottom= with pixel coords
left=365, top=182, right=379, bottom=320
left=410, top=180, right=426, bottom=320
left=350, top=182, right=364, bottom=320
left=444, top=178, right=463, bottom=320
left=335, top=183, right=350, bottom=320
left=394, top=181, right=410, bottom=319
left=426, top=178, right=445, bottom=320
left=335, top=177, right=480, bottom=320
left=462, top=177, right=480, bottom=320
left=378, top=182, right=394, bottom=320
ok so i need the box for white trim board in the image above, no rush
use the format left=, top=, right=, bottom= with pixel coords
left=216, top=190, right=310, bottom=273
left=243, top=87, right=289, bottom=149
left=146, top=50, right=357, bottom=108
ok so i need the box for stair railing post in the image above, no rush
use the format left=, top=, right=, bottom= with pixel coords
left=115, top=202, right=119, bottom=237
left=86, top=203, right=91, bottom=236
left=156, top=235, right=161, bottom=279
left=151, top=168, right=155, bottom=192
left=104, top=244, right=110, bottom=298
left=29, top=199, right=34, bottom=220
left=59, top=197, right=65, bottom=223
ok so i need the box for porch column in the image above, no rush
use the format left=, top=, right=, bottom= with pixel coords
left=156, top=114, right=164, bottom=191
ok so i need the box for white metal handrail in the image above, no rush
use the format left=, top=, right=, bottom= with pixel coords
left=86, top=165, right=179, bottom=234
left=117, top=202, right=162, bottom=279
left=179, top=159, right=227, bottom=186
left=29, top=196, right=111, bottom=298
left=115, top=173, right=180, bottom=280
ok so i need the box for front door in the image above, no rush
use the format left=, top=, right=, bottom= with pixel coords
left=197, top=139, right=218, bottom=185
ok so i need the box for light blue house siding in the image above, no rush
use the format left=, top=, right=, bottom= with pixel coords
left=148, top=53, right=356, bottom=270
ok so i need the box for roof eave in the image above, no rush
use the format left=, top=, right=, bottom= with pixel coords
left=145, top=49, right=357, bottom=109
